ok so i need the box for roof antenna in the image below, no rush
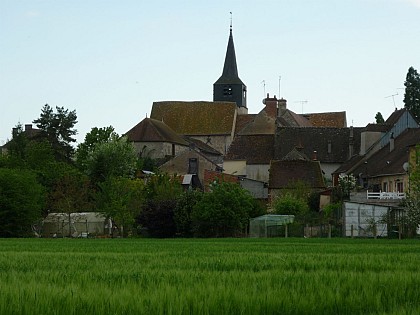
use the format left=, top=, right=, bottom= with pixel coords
left=295, top=100, right=308, bottom=114
left=230, top=12, right=232, bottom=31
left=278, top=76, right=281, bottom=98
left=385, top=93, right=398, bottom=110
left=261, top=80, right=266, bottom=97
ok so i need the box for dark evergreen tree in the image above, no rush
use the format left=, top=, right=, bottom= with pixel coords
left=375, top=112, right=385, bottom=124
left=403, top=67, right=420, bottom=121
left=33, top=104, right=77, bottom=161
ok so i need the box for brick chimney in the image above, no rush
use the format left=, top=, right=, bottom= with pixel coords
left=262, top=93, right=278, bottom=118
left=25, top=124, right=32, bottom=131
left=278, top=98, right=287, bottom=116
left=312, top=150, right=318, bottom=161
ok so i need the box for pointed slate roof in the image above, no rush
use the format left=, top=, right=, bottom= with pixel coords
left=125, top=118, right=188, bottom=146
left=214, top=28, right=244, bottom=85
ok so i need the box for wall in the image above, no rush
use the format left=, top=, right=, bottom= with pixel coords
left=223, top=160, right=247, bottom=176
left=189, top=135, right=232, bottom=155
left=239, top=178, right=268, bottom=199
left=132, top=142, right=188, bottom=159
left=344, top=202, right=390, bottom=237
left=247, top=164, right=270, bottom=182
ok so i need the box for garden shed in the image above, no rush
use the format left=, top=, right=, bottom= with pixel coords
left=249, top=214, right=295, bottom=238
left=42, top=212, right=110, bottom=238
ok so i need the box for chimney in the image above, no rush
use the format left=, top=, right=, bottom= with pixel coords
left=312, top=150, right=318, bottom=161
left=389, top=133, right=395, bottom=152
left=25, top=124, right=32, bottom=131
left=348, top=126, right=354, bottom=158
left=262, top=93, right=278, bottom=118
left=278, top=98, right=287, bottom=116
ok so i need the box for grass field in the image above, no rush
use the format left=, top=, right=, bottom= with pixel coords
left=0, top=238, right=419, bottom=315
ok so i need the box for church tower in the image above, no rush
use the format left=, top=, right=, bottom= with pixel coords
left=213, top=24, right=247, bottom=114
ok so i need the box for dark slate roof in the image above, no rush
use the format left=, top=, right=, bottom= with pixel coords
left=125, top=118, right=188, bottom=145
left=225, top=134, right=274, bottom=164
left=269, top=160, right=325, bottom=189
left=363, top=123, right=391, bottom=132
left=275, top=127, right=362, bottom=163
left=213, top=28, right=244, bottom=85
left=303, top=112, right=347, bottom=128
left=281, top=148, right=309, bottom=161
left=150, top=101, right=237, bottom=136
left=385, top=108, right=405, bottom=126
left=350, top=128, right=420, bottom=178
left=332, top=154, right=364, bottom=175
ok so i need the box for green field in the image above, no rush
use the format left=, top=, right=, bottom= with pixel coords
left=0, top=238, right=419, bottom=315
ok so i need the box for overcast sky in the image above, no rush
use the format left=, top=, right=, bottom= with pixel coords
left=1, top=0, right=420, bottom=145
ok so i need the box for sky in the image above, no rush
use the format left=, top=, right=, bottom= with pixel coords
left=1, top=0, right=420, bottom=145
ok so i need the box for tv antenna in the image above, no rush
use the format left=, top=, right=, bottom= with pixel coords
left=278, top=76, right=282, bottom=98
left=294, top=100, right=308, bottom=114
left=385, top=93, right=398, bottom=108
left=261, top=80, right=266, bottom=96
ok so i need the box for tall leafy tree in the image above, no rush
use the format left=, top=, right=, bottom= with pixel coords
left=403, top=66, right=420, bottom=121
left=83, top=134, right=137, bottom=183
left=75, top=126, right=117, bottom=172
left=33, top=104, right=77, bottom=161
left=96, top=176, right=144, bottom=237
left=0, top=168, right=45, bottom=237
left=192, top=181, right=254, bottom=237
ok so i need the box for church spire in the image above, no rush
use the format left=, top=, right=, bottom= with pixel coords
left=213, top=15, right=247, bottom=111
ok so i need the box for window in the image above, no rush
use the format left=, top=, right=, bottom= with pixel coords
left=188, top=158, right=198, bottom=174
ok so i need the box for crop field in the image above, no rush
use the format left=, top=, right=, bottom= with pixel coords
left=0, top=238, right=419, bottom=315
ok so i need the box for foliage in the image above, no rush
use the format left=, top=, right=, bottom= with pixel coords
left=49, top=172, right=93, bottom=236
left=0, top=168, right=45, bottom=237
left=191, top=181, right=254, bottom=237
left=404, top=66, right=420, bottom=121
left=96, top=176, right=144, bottom=237
left=137, top=173, right=183, bottom=238
left=338, top=174, right=356, bottom=198
left=83, top=134, right=137, bottom=183
left=174, top=189, right=203, bottom=237
left=375, top=112, right=385, bottom=124
left=404, top=145, right=420, bottom=235
left=75, top=126, right=117, bottom=172
left=272, top=193, right=309, bottom=217
left=33, top=104, right=78, bottom=161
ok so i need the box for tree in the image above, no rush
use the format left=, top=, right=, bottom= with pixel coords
left=137, top=173, right=183, bottom=238
left=404, top=145, right=420, bottom=236
left=75, top=126, right=117, bottom=172
left=375, top=112, right=385, bottom=124
left=403, top=66, right=420, bottom=121
left=174, top=189, right=203, bottom=237
left=272, top=194, right=309, bottom=217
left=33, top=104, right=77, bottom=161
left=96, top=176, right=144, bottom=237
left=83, top=134, right=137, bottom=183
left=191, top=181, right=254, bottom=237
left=49, top=172, right=93, bottom=237
left=0, top=168, right=45, bottom=237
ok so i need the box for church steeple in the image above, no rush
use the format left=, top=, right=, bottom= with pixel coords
left=213, top=21, right=247, bottom=113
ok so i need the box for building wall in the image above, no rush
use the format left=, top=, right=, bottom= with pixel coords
left=360, top=131, right=382, bottom=155
left=247, top=164, right=270, bottom=182
left=132, top=142, right=188, bottom=159
left=223, top=160, right=247, bottom=176
left=369, top=174, right=409, bottom=193
left=239, top=178, right=268, bottom=199
left=189, top=135, right=232, bottom=155
left=344, top=202, right=390, bottom=237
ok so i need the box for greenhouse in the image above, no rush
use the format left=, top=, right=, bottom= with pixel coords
left=249, top=214, right=295, bottom=238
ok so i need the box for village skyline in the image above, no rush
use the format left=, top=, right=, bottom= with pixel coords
left=2, top=0, right=420, bottom=145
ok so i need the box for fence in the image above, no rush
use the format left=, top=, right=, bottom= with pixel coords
left=367, top=191, right=405, bottom=200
